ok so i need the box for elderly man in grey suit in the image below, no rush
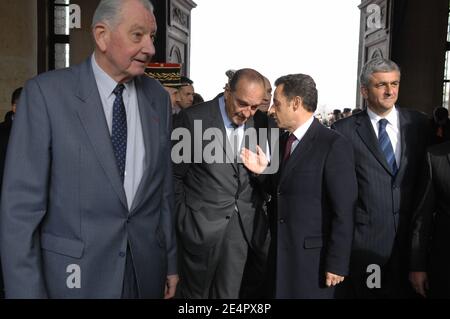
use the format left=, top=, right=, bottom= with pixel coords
left=332, top=58, right=429, bottom=298
left=173, top=68, right=271, bottom=298
left=0, top=0, right=178, bottom=298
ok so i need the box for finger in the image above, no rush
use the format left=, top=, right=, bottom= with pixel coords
left=416, top=286, right=426, bottom=298
left=255, top=145, right=263, bottom=155
left=164, top=284, right=175, bottom=299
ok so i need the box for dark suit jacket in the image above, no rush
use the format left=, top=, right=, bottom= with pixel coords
left=410, top=141, right=450, bottom=297
left=269, top=118, right=357, bottom=298
left=332, top=108, right=429, bottom=296
left=0, top=116, right=12, bottom=188
left=0, top=58, right=176, bottom=298
left=0, top=116, right=12, bottom=299
left=173, top=99, right=267, bottom=297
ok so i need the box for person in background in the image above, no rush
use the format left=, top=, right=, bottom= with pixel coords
left=177, top=76, right=195, bottom=109
left=409, top=141, right=450, bottom=298
left=145, top=62, right=182, bottom=112
left=192, top=92, right=204, bottom=105
left=342, top=108, right=352, bottom=118
left=429, top=106, right=450, bottom=145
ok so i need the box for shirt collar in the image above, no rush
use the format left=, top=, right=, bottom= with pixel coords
left=91, top=54, right=133, bottom=98
left=367, top=105, right=399, bottom=129
left=291, top=115, right=314, bottom=142
left=218, top=95, right=242, bottom=129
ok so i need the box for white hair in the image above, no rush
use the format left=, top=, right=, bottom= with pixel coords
left=92, top=0, right=154, bottom=28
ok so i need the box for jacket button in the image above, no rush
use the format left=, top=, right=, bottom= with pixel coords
left=119, top=251, right=126, bottom=257
left=279, top=218, right=285, bottom=224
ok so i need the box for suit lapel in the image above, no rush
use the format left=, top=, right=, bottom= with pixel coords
left=355, top=111, right=393, bottom=175
left=210, top=99, right=238, bottom=172
left=129, top=76, right=161, bottom=213
left=394, top=110, right=409, bottom=183
left=75, top=59, right=128, bottom=210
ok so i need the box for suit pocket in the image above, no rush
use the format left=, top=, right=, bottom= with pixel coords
left=41, top=233, right=85, bottom=258
left=304, top=236, right=323, bottom=249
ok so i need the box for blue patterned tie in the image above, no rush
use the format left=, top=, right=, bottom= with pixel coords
left=112, top=84, right=127, bottom=182
left=378, top=118, right=398, bottom=175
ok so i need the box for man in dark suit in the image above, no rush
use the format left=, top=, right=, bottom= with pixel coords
left=332, top=58, right=429, bottom=298
left=241, top=73, right=357, bottom=298
left=173, top=68, right=270, bottom=298
left=1, top=0, right=178, bottom=298
left=0, top=87, right=22, bottom=186
left=409, top=141, right=450, bottom=298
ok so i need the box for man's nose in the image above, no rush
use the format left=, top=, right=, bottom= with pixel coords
left=142, top=35, right=156, bottom=56
left=242, top=109, right=252, bottom=118
left=385, top=85, right=393, bottom=96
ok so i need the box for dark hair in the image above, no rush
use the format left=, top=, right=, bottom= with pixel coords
left=274, top=74, right=317, bottom=112
left=433, top=106, right=449, bottom=122
left=180, top=76, right=193, bottom=85
left=11, top=87, right=23, bottom=105
left=192, top=92, right=204, bottom=105
left=228, top=68, right=265, bottom=92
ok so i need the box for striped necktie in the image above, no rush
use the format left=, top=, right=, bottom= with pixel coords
left=378, top=118, right=398, bottom=175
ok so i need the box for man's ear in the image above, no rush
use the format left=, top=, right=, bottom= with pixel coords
left=93, top=23, right=109, bottom=52
left=291, top=96, right=302, bottom=112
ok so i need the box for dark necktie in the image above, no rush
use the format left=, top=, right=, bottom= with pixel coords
left=283, top=133, right=297, bottom=162
left=112, top=84, right=127, bottom=182
left=378, top=118, right=398, bottom=175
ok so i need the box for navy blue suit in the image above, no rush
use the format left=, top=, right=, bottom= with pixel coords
left=332, top=108, right=429, bottom=298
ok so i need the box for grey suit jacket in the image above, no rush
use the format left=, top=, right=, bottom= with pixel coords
left=173, top=99, right=267, bottom=251
left=0, top=58, right=176, bottom=298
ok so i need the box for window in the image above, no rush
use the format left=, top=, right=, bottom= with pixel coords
left=50, top=0, right=70, bottom=69
left=443, top=1, right=450, bottom=108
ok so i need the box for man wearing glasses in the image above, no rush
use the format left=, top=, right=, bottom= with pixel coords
left=173, top=68, right=270, bottom=298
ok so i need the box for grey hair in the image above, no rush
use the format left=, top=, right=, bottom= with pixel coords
left=360, top=58, right=401, bottom=87
left=92, top=0, right=154, bottom=29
